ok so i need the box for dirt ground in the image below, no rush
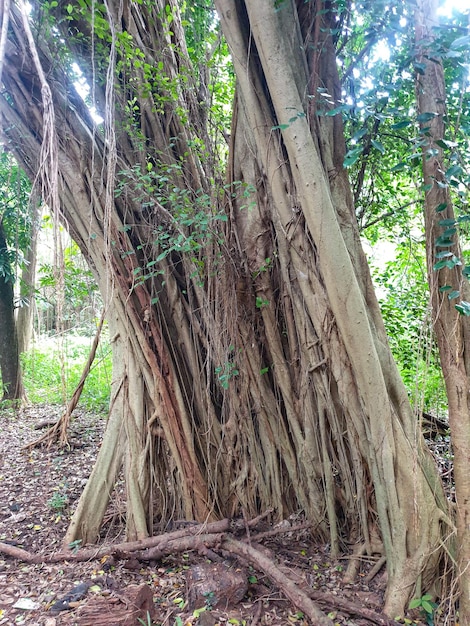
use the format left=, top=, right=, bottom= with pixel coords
left=0, top=406, right=432, bottom=626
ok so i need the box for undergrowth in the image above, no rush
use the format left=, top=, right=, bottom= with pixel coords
left=21, top=334, right=112, bottom=412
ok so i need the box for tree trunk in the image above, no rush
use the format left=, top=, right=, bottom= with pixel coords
left=0, top=218, right=23, bottom=401
left=16, top=201, right=39, bottom=355
left=0, top=0, right=450, bottom=617
left=415, top=0, right=470, bottom=619
left=214, top=1, right=449, bottom=615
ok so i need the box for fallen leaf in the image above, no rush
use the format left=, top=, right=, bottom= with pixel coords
left=12, top=598, right=41, bottom=610
left=0, top=595, right=15, bottom=605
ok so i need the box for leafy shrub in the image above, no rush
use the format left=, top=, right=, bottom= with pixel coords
left=21, top=334, right=112, bottom=412
left=371, top=243, right=447, bottom=416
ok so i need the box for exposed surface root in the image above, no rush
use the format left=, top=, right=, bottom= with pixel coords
left=0, top=518, right=400, bottom=625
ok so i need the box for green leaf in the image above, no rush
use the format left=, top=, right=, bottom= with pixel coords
left=417, top=112, right=438, bottom=123
left=445, top=164, right=463, bottom=178
left=439, top=285, right=452, bottom=292
left=352, top=128, right=368, bottom=142
left=421, top=600, right=434, bottom=614
left=463, top=266, right=470, bottom=278
left=435, top=251, right=453, bottom=259
left=433, top=254, right=461, bottom=270
left=391, top=120, right=412, bottom=130
left=390, top=161, right=406, bottom=172
left=450, top=35, right=470, bottom=50
left=434, top=259, right=454, bottom=270
left=446, top=49, right=463, bottom=58
left=435, top=139, right=458, bottom=149
left=435, top=203, right=447, bottom=212
left=343, top=146, right=363, bottom=167
left=455, top=301, right=470, bottom=316
left=434, top=237, right=453, bottom=247
left=438, top=219, right=455, bottom=227
left=448, top=290, right=460, bottom=300
left=409, top=598, right=422, bottom=610
left=413, top=62, right=427, bottom=75
left=325, top=104, right=349, bottom=116
left=193, top=607, right=207, bottom=618
left=371, top=139, right=385, bottom=154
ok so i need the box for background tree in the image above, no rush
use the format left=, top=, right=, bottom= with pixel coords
left=0, top=0, right=457, bottom=617
left=0, top=217, right=21, bottom=400
left=37, top=238, right=101, bottom=334
left=0, top=149, right=32, bottom=400
left=16, top=199, right=39, bottom=354
left=415, top=0, right=470, bottom=618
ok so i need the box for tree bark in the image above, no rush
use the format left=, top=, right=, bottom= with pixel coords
left=215, top=0, right=448, bottom=616
left=0, top=218, right=23, bottom=401
left=16, top=200, right=39, bottom=355
left=415, top=0, right=470, bottom=619
left=0, top=0, right=451, bottom=618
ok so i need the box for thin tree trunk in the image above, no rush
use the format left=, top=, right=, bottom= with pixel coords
left=0, top=219, right=23, bottom=401
left=16, top=201, right=39, bottom=355
left=415, top=0, right=470, bottom=619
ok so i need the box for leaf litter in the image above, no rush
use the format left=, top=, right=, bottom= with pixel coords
left=0, top=405, right=439, bottom=625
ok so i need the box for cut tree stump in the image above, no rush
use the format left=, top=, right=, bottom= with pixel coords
left=74, top=584, right=155, bottom=626
left=186, top=562, right=248, bottom=610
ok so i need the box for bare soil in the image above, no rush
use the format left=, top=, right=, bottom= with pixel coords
left=0, top=406, right=434, bottom=625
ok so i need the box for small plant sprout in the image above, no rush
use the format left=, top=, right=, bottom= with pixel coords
left=68, top=539, right=82, bottom=554
left=409, top=594, right=438, bottom=625
left=137, top=612, right=156, bottom=626
left=47, top=492, right=68, bottom=511
left=255, top=296, right=269, bottom=309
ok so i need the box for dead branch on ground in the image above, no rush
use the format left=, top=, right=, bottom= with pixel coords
left=22, top=309, right=107, bottom=450
left=0, top=514, right=398, bottom=625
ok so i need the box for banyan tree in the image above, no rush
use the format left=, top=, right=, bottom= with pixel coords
left=0, top=0, right=454, bottom=617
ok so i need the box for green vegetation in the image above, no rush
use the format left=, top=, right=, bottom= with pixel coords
left=370, top=244, right=447, bottom=415
left=409, top=593, right=438, bottom=625
left=21, top=334, right=112, bottom=412
left=47, top=492, right=68, bottom=512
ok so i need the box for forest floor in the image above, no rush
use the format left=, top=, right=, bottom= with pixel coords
left=0, top=405, right=447, bottom=626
